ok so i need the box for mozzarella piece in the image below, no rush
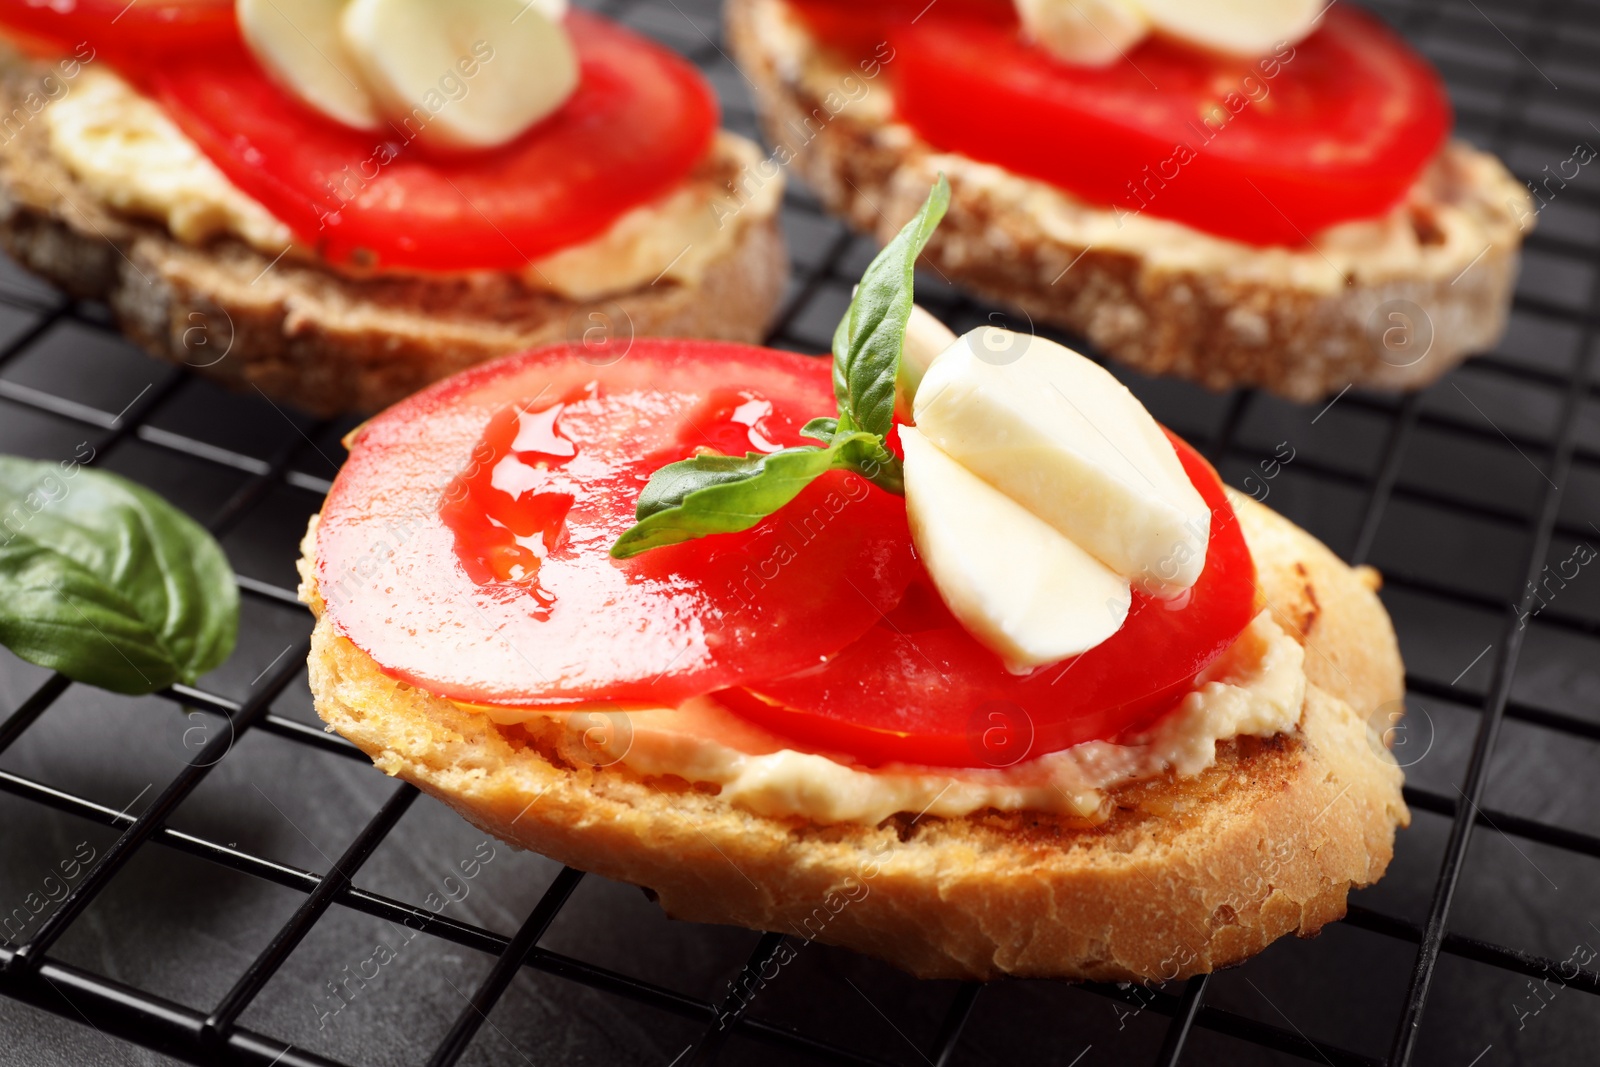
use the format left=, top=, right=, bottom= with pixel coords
left=237, top=0, right=380, bottom=130
left=340, top=0, right=578, bottom=151
left=1138, top=0, right=1321, bottom=57
left=1015, top=0, right=1149, bottom=67
left=895, top=303, right=959, bottom=421
left=913, top=329, right=1210, bottom=596
left=902, top=426, right=1131, bottom=671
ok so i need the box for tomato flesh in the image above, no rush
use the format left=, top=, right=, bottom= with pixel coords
left=0, top=5, right=718, bottom=271
left=317, top=341, right=916, bottom=707
left=0, top=0, right=236, bottom=60
left=724, top=433, right=1258, bottom=768
left=322, top=340, right=1259, bottom=757
left=792, top=0, right=1451, bottom=245
left=131, top=12, right=716, bottom=270
left=787, top=0, right=1010, bottom=59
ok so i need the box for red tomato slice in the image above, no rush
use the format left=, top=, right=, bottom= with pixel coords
left=131, top=11, right=716, bottom=270
left=0, top=0, right=236, bottom=59
left=792, top=1, right=1450, bottom=245
left=723, top=433, right=1258, bottom=768
left=316, top=340, right=916, bottom=708
left=787, top=0, right=1010, bottom=59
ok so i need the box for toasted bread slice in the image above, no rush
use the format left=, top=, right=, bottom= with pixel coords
left=725, top=0, right=1532, bottom=401
left=0, top=52, right=786, bottom=416
left=297, top=492, right=1408, bottom=981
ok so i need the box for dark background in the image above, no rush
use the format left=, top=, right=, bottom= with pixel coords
left=1, top=0, right=1598, bottom=1063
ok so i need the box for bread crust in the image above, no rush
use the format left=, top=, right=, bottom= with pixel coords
left=297, top=492, right=1409, bottom=981
left=0, top=52, right=787, bottom=416
left=724, top=0, right=1532, bottom=401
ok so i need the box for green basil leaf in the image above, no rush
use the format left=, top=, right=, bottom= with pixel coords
left=800, top=416, right=839, bottom=443
left=0, top=457, right=239, bottom=694
left=831, top=174, right=951, bottom=438
left=632, top=451, right=778, bottom=521
left=611, top=432, right=890, bottom=559
left=611, top=176, right=950, bottom=559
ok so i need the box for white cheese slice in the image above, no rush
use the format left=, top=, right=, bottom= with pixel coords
left=1012, top=0, right=1320, bottom=64
left=901, top=425, right=1130, bottom=671
left=895, top=303, right=959, bottom=421
left=913, top=328, right=1210, bottom=596
left=341, top=0, right=578, bottom=151
left=237, top=0, right=380, bottom=131
left=1137, top=0, right=1321, bottom=57
left=1014, top=0, right=1149, bottom=67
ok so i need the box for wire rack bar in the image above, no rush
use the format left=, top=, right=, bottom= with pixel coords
left=9, top=730, right=1579, bottom=1037
left=162, top=684, right=367, bottom=760
left=235, top=575, right=315, bottom=610
left=1345, top=905, right=1600, bottom=996
left=206, top=422, right=334, bottom=538
left=425, top=865, right=585, bottom=1067
left=1203, top=390, right=1256, bottom=465
left=1472, top=352, right=1600, bottom=396
left=1406, top=674, right=1600, bottom=746
left=1154, top=976, right=1208, bottom=1067
left=0, top=1, right=1594, bottom=1064
left=0, top=305, right=67, bottom=368
left=930, top=981, right=983, bottom=1067
left=1141, top=341, right=1260, bottom=1066
left=1381, top=571, right=1599, bottom=639
left=684, top=931, right=790, bottom=1066
left=0, top=949, right=347, bottom=1067
left=1337, top=393, right=1600, bottom=472
left=1388, top=347, right=1596, bottom=1062
left=1386, top=0, right=1596, bottom=1031
left=1075, top=979, right=1380, bottom=1067
left=0, top=754, right=905, bottom=1067
left=5, top=293, right=1599, bottom=513
left=1402, top=784, right=1600, bottom=863
left=203, top=784, right=421, bottom=1043
left=1194, top=1004, right=1382, bottom=1067
left=0, top=673, right=68, bottom=756
left=1272, top=456, right=1600, bottom=570
left=1349, top=393, right=1425, bottom=567
left=4, top=725, right=1568, bottom=1067
left=0, top=640, right=310, bottom=975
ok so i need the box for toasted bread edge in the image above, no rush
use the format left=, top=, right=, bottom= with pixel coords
left=296, top=491, right=1409, bottom=981
left=0, top=51, right=788, bottom=416
left=724, top=0, right=1532, bottom=401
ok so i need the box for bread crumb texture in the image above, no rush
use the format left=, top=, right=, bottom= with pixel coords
left=0, top=46, right=787, bottom=415
left=297, top=492, right=1409, bottom=980
left=726, top=0, right=1532, bottom=401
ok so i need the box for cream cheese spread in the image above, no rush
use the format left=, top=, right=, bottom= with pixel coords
left=470, top=611, right=1306, bottom=826
left=757, top=0, right=1523, bottom=296
left=42, top=68, right=768, bottom=301
left=45, top=68, right=298, bottom=252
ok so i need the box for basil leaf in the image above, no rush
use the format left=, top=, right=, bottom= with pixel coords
left=838, top=432, right=904, bottom=496
left=800, top=417, right=839, bottom=443
left=831, top=174, right=950, bottom=438
left=611, top=432, right=890, bottom=559
left=633, top=452, right=780, bottom=521
left=0, top=457, right=239, bottom=694
left=611, top=176, right=950, bottom=559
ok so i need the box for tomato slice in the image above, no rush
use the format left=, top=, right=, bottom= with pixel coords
left=792, top=1, right=1450, bottom=245
left=786, top=0, right=1010, bottom=59
left=124, top=11, right=715, bottom=270
left=723, top=433, right=1258, bottom=768
left=316, top=340, right=916, bottom=708
left=0, top=0, right=236, bottom=59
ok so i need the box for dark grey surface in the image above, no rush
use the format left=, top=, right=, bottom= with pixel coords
left=1, top=0, right=1599, bottom=1063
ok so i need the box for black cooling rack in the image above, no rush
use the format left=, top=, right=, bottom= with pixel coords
left=1, top=0, right=1598, bottom=1063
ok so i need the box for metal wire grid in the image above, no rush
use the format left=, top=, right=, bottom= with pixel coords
left=0, top=0, right=1594, bottom=1063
